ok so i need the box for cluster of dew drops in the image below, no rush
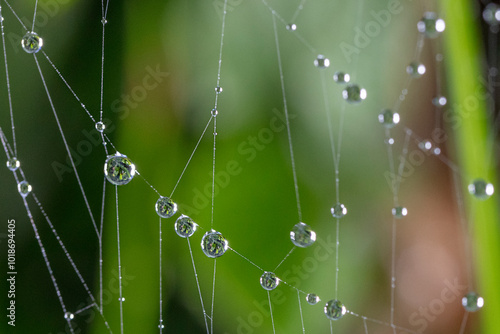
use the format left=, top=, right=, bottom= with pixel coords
left=6, top=6, right=500, bottom=324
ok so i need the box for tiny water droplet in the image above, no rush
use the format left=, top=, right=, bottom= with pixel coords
left=314, top=55, right=330, bottom=69
left=286, top=23, right=297, bottom=31
left=417, top=12, right=445, bottom=38
left=211, top=108, right=218, bottom=117
left=95, top=121, right=105, bottom=132
left=290, top=222, right=316, bottom=248
left=6, top=157, right=20, bottom=171
left=104, top=153, right=136, bottom=185
left=101, top=18, right=107, bottom=25
left=324, top=299, right=346, bottom=320
left=21, top=31, right=43, bottom=53
left=18, top=181, right=32, bottom=197
left=306, top=293, right=320, bottom=305
left=407, top=61, right=426, bottom=78
left=462, top=292, right=484, bottom=312
left=432, top=96, right=447, bottom=107
left=468, top=179, right=494, bottom=200
left=342, top=84, right=367, bottom=103
left=333, top=72, right=350, bottom=84
left=64, top=312, right=74, bottom=320
left=418, top=140, right=433, bottom=151
left=385, top=138, right=395, bottom=145
left=331, top=203, right=347, bottom=218
left=201, top=230, right=228, bottom=258
left=156, top=196, right=177, bottom=218
left=260, top=271, right=279, bottom=290
left=378, top=109, right=400, bottom=128
left=483, top=4, right=500, bottom=26
left=215, top=86, right=223, bottom=94
left=118, top=297, right=125, bottom=302
left=175, top=215, right=197, bottom=238
left=392, top=206, right=407, bottom=218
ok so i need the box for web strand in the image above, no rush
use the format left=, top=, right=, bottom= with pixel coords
left=187, top=237, right=210, bottom=334
left=271, top=12, right=303, bottom=222
left=115, top=186, right=124, bottom=334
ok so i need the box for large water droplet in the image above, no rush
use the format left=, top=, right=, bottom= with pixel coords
left=18, top=181, right=32, bottom=197
left=378, top=109, right=400, bottom=128
left=306, top=293, right=320, bottom=305
left=331, top=203, right=347, bottom=218
left=417, top=12, right=445, bottom=38
left=156, top=196, right=177, bottom=218
left=21, top=31, right=43, bottom=53
left=468, top=179, right=494, bottom=200
left=324, top=299, right=346, bottom=320
left=342, top=84, right=366, bottom=103
left=290, top=222, right=316, bottom=248
left=6, top=157, right=20, bottom=171
left=104, top=153, right=136, bottom=185
left=462, top=292, right=484, bottom=312
left=201, top=230, right=228, bottom=258
left=260, top=271, right=279, bottom=290
left=174, top=215, right=197, bottom=238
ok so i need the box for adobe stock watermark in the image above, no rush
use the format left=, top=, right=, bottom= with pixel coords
left=51, top=65, right=169, bottom=182
left=222, top=235, right=336, bottom=334
left=48, top=268, right=136, bottom=334
left=339, top=0, right=409, bottom=63
left=404, top=278, right=467, bottom=333
left=179, top=108, right=296, bottom=216
left=7, top=0, right=71, bottom=53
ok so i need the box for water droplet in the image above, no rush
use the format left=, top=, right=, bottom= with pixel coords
left=306, top=293, right=320, bottom=305
left=483, top=4, right=500, bottom=26
left=385, top=138, right=395, bottom=145
left=286, top=23, right=297, bottom=31
left=158, top=322, right=165, bottom=329
left=331, top=203, right=347, bottom=218
left=104, top=153, right=136, bottom=185
left=211, top=108, right=218, bottom=117
left=324, top=299, right=346, bottom=320
left=432, top=147, right=441, bottom=155
left=201, top=230, right=228, bottom=258
left=175, top=215, right=197, bottom=238
left=215, top=86, right=223, bottom=94
left=407, top=61, right=426, bottom=78
left=342, top=84, right=367, bottom=103
left=392, top=206, right=408, bottom=218
left=18, top=181, right=32, bottom=197
left=64, top=312, right=74, bottom=320
left=417, top=12, right=445, bottom=38
left=314, top=55, right=330, bottom=69
left=155, top=196, right=177, bottom=218
left=260, top=271, right=279, bottom=290
left=462, top=292, right=484, bottom=312
left=21, top=31, right=43, bottom=54
left=101, top=18, right=107, bottom=25
left=118, top=297, right=125, bottom=302
left=95, top=121, right=105, bottom=132
left=6, top=157, right=20, bottom=171
left=333, top=72, right=350, bottom=84
left=290, top=222, right=316, bottom=248
left=418, top=140, right=433, bottom=151
left=432, top=96, right=447, bottom=107
left=468, top=179, right=494, bottom=200
left=378, top=109, right=400, bottom=128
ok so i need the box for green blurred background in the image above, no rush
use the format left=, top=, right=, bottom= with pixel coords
left=0, top=0, right=498, bottom=333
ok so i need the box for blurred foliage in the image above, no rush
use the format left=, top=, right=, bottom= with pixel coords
left=0, top=0, right=498, bottom=334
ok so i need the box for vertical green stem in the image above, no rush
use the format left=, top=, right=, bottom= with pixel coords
left=442, top=1, right=500, bottom=333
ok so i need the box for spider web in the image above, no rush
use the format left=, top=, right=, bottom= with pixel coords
left=0, top=0, right=497, bottom=333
